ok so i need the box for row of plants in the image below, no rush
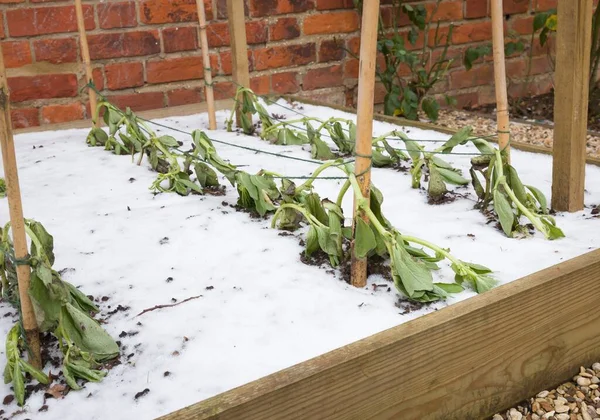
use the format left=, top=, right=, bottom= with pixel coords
left=227, top=88, right=564, bottom=240
left=0, top=219, right=119, bottom=405
left=85, top=98, right=501, bottom=303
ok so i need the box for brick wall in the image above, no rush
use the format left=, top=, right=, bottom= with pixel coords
left=0, top=0, right=564, bottom=129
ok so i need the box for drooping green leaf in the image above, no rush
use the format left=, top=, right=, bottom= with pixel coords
left=493, top=188, right=515, bottom=236
left=436, top=167, right=469, bottom=185
left=525, top=185, right=549, bottom=214
left=354, top=218, right=376, bottom=259
left=391, top=243, right=433, bottom=297
left=305, top=225, right=319, bottom=257
left=61, top=304, right=120, bottom=361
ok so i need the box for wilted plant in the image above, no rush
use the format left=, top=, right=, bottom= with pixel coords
left=0, top=220, right=119, bottom=405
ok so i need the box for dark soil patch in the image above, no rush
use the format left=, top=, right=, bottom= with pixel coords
left=395, top=299, right=433, bottom=315
left=469, top=88, right=600, bottom=132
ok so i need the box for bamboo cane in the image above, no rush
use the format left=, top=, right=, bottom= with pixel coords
left=226, top=0, right=251, bottom=127
left=350, top=0, right=380, bottom=288
left=0, top=45, right=42, bottom=369
left=490, top=0, right=511, bottom=160
left=196, top=0, right=217, bottom=130
left=74, top=0, right=98, bottom=127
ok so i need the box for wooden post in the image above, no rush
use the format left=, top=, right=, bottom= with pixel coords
left=74, top=0, right=98, bottom=127
left=490, top=0, right=511, bottom=159
left=226, top=0, right=251, bottom=126
left=0, top=45, right=42, bottom=369
left=196, top=0, right=217, bottom=130
left=350, top=0, right=379, bottom=288
left=551, top=0, right=594, bottom=212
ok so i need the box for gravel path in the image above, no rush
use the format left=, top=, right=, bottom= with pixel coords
left=429, top=109, right=600, bottom=159
left=491, top=363, right=600, bottom=420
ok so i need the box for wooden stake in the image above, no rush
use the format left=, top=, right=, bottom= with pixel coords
left=226, top=0, right=251, bottom=126
left=350, top=0, right=380, bottom=288
left=0, top=45, right=42, bottom=369
left=490, top=0, right=510, bottom=160
left=74, top=0, right=98, bottom=127
left=196, top=0, right=217, bottom=130
left=551, top=0, right=594, bottom=212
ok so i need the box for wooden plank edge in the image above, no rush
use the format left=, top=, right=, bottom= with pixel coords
left=12, top=99, right=235, bottom=135
left=158, top=249, right=600, bottom=420
left=280, top=95, right=600, bottom=167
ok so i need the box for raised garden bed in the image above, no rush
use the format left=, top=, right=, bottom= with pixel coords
left=0, top=97, right=599, bottom=420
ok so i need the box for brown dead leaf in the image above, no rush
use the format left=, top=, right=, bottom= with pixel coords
left=45, top=384, right=68, bottom=400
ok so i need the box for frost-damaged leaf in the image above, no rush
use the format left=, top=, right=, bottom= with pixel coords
left=434, top=283, right=464, bottom=294
left=354, top=218, right=376, bottom=259
left=391, top=243, right=433, bottom=297
left=403, top=139, right=422, bottom=162
left=427, top=164, right=447, bottom=201
left=493, top=188, right=514, bottom=237
left=19, top=360, right=49, bottom=385
left=61, top=304, right=119, bottom=361
left=525, top=185, right=549, bottom=214
left=194, top=163, right=220, bottom=188
left=86, top=128, right=108, bottom=147
left=13, top=361, right=24, bottom=406
left=28, top=220, right=55, bottom=265
left=305, top=225, right=319, bottom=257
left=507, top=165, right=528, bottom=204
left=470, top=168, right=485, bottom=200
left=439, top=127, right=473, bottom=153
left=436, top=166, right=469, bottom=185
left=541, top=218, right=565, bottom=240
left=303, top=193, right=329, bottom=225
left=65, top=281, right=99, bottom=314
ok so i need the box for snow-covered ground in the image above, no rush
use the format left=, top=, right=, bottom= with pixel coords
left=0, top=100, right=598, bottom=420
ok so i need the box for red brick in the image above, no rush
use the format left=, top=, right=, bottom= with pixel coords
left=428, top=0, right=463, bottom=22
left=167, top=88, right=203, bottom=107
left=319, top=39, right=344, bottom=62
left=206, top=21, right=267, bottom=48
left=213, top=81, right=235, bottom=100
left=41, top=102, right=83, bottom=124
left=33, top=38, right=77, bottom=64
left=140, top=0, right=212, bottom=24
left=269, top=18, right=300, bottom=42
left=215, top=0, right=249, bottom=19
left=510, top=16, right=534, bottom=35
left=302, top=64, right=343, bottom=90
left=250, top=75, right=270, bottom=95
left=271, top=71, right=299, bottom=94
left=1, top=41, right=31, bottom=68
left=315, top=0, right=354, bottom=10
left=450, top=92, right=478, bottom=108
left=108, top=92, right=165, bottom=112
left=105, top=62, right=144, bottom=90
left=147, top=56, right=203, bottom=84
left=303, top=11, right=359, bottom=35
left=248, top=0, right=312, bottom=17
left=92, top=67, right=104, bottom=91
left=344, top=58, right=359, bottom=78
left=10, top=108, right=39, bottom=129
left=98, top=1, right=137, bottom=29
left=8, top=74, right=78, bottom=102
left=89, top=31, right=161, bottom=60
left=503, top=0, right=529, bottom=14
left=0, top=14, right=4, bottom=39
left=253, top=44, right=316, bottom=71
left=451, top=21, right=493, bottom=44
left=465, top=0, right=488, bottom=18
left=219, top=50, right=252, bottom=75
left=346, top=36, right=360, bottom=55
left=163, top=26, right=198, bottom=53
left=450, top=64, right=494, bottom=89
left=7, top=5, right=94, bottom=37
left=533, top=0, right=557, bottom=11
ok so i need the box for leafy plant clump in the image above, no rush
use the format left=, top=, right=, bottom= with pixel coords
left=353, top=0, right=456, bottom=120
left=85, top=99, right=498, bottom=303
left=0, top=220, right=119, bottom=405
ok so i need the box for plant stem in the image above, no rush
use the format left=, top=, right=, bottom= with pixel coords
left=294, top=160, right=343, bottom=194
left=499, top=179, right=548, bottom=237
left=336, top=180, right=351, bottom=207
left=400, top=235, right=460, bottom=266
left=271, top=203, right=327, bottom=229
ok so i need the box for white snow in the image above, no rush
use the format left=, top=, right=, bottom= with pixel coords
left=0, top=100, right=598, bottom=420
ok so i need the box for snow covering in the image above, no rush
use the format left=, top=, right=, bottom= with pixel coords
left=0, top=100, right=598, bottom=419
